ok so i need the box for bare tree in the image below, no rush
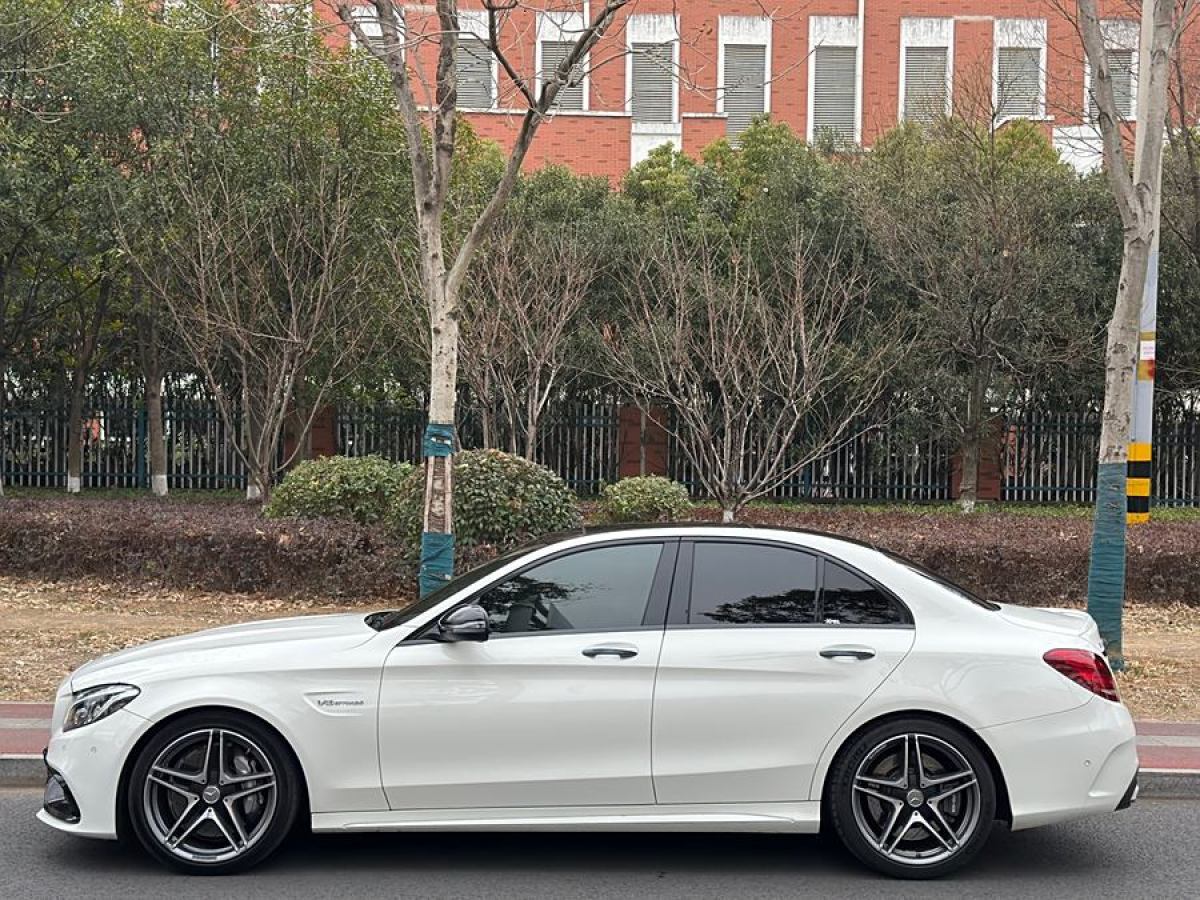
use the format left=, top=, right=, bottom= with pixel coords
left=1074, top=0, right=1196, bottom=667
left=129, top=153, right=395, bottom=502
left=598, top=228, right=899, bottom=521
left=334, top=0, right=632, bottom=594
left=460, top=226, right=597, bottom=459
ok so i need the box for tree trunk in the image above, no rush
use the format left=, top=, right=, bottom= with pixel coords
left=1087, top=240, right=1150, bottom=668
left=419, top=275, right=459, bottom=597
left=721, top=505, right=736, bottom=523
left=957, top=364, right=988, bottom=513
left=66, top=363, right=87, bottom=494
left=138, top=313, right=168, bottom=497
left=145, top=375, right=167, bottom=496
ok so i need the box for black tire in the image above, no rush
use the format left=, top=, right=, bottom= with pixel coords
left=126, top=711, right=302, bottom=875
left=826, top=717, right=997, bottom=879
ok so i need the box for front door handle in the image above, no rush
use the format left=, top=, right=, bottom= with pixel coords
left=820, top=645, right=876, bottom=661
left=582, top=644, right=638, bottom=660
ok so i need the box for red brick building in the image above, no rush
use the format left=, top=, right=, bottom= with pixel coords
left=312, top=1, right=1191, bottom=179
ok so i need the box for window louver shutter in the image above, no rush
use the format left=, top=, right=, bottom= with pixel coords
left=997, top=46, right=1041, bottom=118
left=631, top=42, right=674, bottom=123
left=1088, top=49, right=1134, bottom=120
left=542, top=40, right=584, bottom=110
left=723, top=43, right=767, bottom=141
left=456, top=36, right=494, bottom=109
left=812, top=45, right=857, bottom=143
left=903, top=46, right=948, bottom=124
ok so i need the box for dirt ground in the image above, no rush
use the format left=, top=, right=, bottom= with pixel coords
left=0, top=575, right=1196, bottom=721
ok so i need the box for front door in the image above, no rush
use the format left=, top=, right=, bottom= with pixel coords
left=378, top=540, right=675, bottom=810
left=652, top=540, right=915, bottom=804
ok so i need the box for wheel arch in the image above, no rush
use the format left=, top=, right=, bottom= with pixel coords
left=114, top=705, right=312, bottom=841
left=818, top=709, right=1012, bottom=825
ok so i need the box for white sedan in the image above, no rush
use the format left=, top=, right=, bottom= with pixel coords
left=38, top=525, right=1138, bottom=878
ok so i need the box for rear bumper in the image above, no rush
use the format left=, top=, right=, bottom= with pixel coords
left=980, top=696, right=1138, bottom=831
left=1115, top=773, right=1138, bottom=811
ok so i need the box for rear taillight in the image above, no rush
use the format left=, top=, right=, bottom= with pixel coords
left=1043, top=649, right=1120, bottom=702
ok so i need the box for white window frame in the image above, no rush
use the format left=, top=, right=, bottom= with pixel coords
left=536, top=7, right=589, bottom=112
left=993, top=17, right=1047, bottom=121
left=899, top=17, right=953, bottom=123
left=457, top=9, right=498, bottom=110
left=806, top=15, right=860, bottom=145
left=1084, top=18, right=1139, bottom=123
left=717, top=15, right=772, bottom=119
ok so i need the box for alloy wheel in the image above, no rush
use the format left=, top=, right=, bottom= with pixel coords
left=849, top=732, right=982, bottom=867
left=141, top=727, right=279, bottom=865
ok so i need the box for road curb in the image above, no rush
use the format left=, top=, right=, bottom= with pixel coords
left=0, top=755, right=43, bottom=788
left=3, top=754, right=1199, bottom=798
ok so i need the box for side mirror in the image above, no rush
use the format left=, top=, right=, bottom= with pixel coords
left=438, top=604, right=490, bottom=642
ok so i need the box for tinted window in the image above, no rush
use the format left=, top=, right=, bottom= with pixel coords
left=477, top=543, right=663, bottom=635
left=689, top=543, right=818, bottom=625
left=821, top=562, right=906, bottom=625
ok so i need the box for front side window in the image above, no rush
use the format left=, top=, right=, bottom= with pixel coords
left=821, top=562, right=906, bottom=626
left=689, top=542, right=818, bottom=626
left=476, top=543, right=663, bottom=635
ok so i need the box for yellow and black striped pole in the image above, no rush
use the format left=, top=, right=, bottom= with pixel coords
left=1127, top=278, right=1157, bottom=524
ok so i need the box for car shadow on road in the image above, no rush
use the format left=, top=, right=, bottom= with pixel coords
left=40, top=821, right=1119, bottom=883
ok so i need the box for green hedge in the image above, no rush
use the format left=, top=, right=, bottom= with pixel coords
left=265, top=455, right=413, bottom=525
left=597, top=475, right=693, bottom=523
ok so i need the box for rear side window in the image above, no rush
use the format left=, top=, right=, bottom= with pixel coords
left=689, top=542, right=818, bottom=625
left=821, top=562, right=907, bottom=625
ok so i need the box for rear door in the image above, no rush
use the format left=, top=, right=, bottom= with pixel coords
left=651, top=539, right=914, bottom=804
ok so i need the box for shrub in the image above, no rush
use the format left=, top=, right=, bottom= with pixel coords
left=387, top=449, right=580, bottom=551
left=264, top=455, right=413, bottom=525
left=597, top=475, right=693, bottom=523
left=0, top=497, right=413, bottom=599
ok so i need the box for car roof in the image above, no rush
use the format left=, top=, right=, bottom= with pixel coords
left=539, top=521, right=888, bottom=555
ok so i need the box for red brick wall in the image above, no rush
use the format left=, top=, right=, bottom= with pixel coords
left=321, top=2, right=1198, bottom=182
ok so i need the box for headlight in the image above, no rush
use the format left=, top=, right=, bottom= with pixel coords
left=63, top=684, right=140, bottom=732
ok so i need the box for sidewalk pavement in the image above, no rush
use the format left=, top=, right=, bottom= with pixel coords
left=2, top=702, right=1199, bottom=793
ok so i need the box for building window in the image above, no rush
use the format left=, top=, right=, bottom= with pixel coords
left=631, top=42, right=675, bottom=123
left=900, top=18, right=952, bottom=124
left=455, top=11, right=495, bottom=110
left=1086, top=20, right=1138, bottom=121
left=538, top=11, right=586, bottom=111
left=540, top=40, right=584, bottom=110
left=349, top=5, right=401, bottom=56
left=808, top=16, right=859, bottom=145
left=994, top=18, right=1046, bottom=120
left=719, top=16, right=771, bottom=143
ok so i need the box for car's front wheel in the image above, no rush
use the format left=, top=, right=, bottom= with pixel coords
left=127, top=711, right=301, bottom=874
left=827, top=717, right=997, bottom=879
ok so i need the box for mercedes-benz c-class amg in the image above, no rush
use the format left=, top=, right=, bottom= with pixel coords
left=39, top=525, right=1137, bottom=878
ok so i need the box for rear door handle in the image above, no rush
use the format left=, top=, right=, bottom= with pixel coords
left=820, top=646, right=876, bottom=661
left=582, top=644, right=638, bottom=660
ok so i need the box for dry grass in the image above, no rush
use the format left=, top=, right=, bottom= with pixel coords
left=0, top=576, right=1196, bottom=721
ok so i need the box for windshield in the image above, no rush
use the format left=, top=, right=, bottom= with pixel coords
left=365, top=546, right=532, bottom=631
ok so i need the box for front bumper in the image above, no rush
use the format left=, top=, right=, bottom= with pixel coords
left=37, top=707, right=150, bottom=840
left=981, top=695, right=1138, bottom=831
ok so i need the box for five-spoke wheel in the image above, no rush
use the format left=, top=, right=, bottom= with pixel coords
left=828, top=718, right=996, bottom=878
left=127, top=712, right=300, bottom=874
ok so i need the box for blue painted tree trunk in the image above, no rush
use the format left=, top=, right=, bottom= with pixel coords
left=418, top=422, right=456, bottom=599
left=1086, top=461, right=1126, bottom=670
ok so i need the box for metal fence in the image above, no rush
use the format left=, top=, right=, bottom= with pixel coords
left=3, top=399, right=1199, bottom=505
left=668, top=427, right=954, bottom=502
left=1002, top=411, right=1200, bottom=506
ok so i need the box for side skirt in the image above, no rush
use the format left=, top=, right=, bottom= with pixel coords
left=311, top=802, right=821, bottom=834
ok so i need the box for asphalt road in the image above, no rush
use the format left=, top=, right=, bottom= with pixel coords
left=2, top=790, right=1198, bottom=899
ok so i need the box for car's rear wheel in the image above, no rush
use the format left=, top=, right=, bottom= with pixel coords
left=127, top=711, right=301, bottom=874
left=827, top=717, right=996, bottom=879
